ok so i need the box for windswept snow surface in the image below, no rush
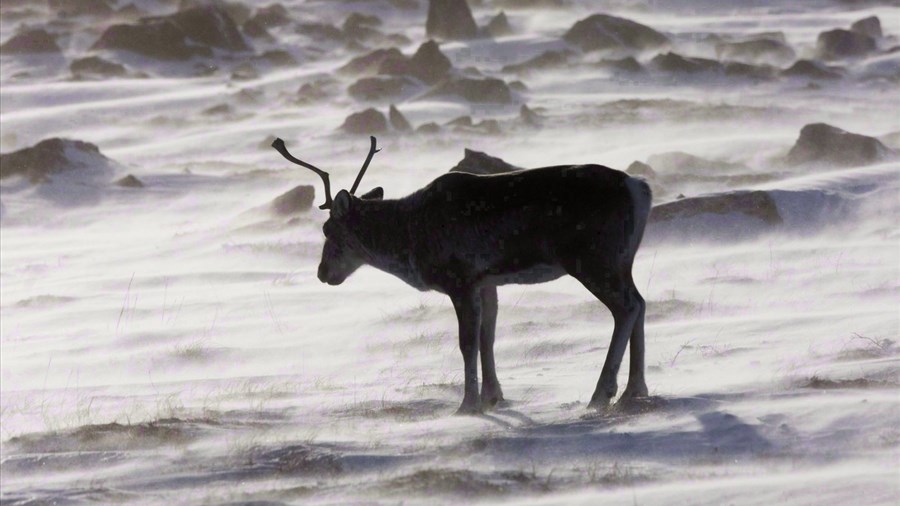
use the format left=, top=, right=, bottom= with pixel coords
left=1, top=1, right=898, bottom=505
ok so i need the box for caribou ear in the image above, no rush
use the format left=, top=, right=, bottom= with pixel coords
left=332, top=190, right=352, bottom=217
left=360, top=187, right=383, bottom=200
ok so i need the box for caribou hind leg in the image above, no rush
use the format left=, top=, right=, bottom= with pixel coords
left=567, top=260, right=645, bottom=409
left=479, top=286, right=504, bottom=408
left=450, top=288, right=483, bottom=414
left=621, top=302, right=649, bottom=400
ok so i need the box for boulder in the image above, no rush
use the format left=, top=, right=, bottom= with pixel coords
left=296, top=79, right=336, bottom=104
left=70, top=56, right=127, bottom=79
left=389, top=105, right=413, bottom=131
left=272, top=185, right=315, bottom=214
left=649, top=191, right=784, bottom=234
left=426, top=77, right=513, bottom=103
left=0, top=29, right=60, bottom=54
left=486, top=11, right=512, bottom=37
left=349, top=76, right=418, bottom=101
left=563, top=14, right=668, bottom=53
left=647, top=152, right=749, bottom=174
left=501, top=50, right=570, bottom=74
left=259, top=49, right=297, bottom=67
left=625, top=161, right=657, bottom=179
left=92, top=5, right=250, bottom=60
left=780, top=59, right=843, bottom=79
left=49, top=0, right=114, bottom=17
left=378, top=40, right=452, bottom=84
left=115, top=174, right=144, bottom=188
left=248, top=3, right=290, bottom=27
left=450, top=149, right=521, bottom=174
left=785, top=123, right=895, bottom=167
left=850, top=16, right=882, bottom=39
left=340, top=108, right=389, bottom=134
left=416, top=122, right=441, bottom=134
left=0, top=138, right=112, bottom=183
left=519, top=104, right=542, bottom=126
left=816, top=29, right=876, bottom=60
left=344, top=12, right=382, bottom=42
left=597, top=56, right=643, bottom=72
left=651, top=52, right=721, bottom=74
left=341, top=48, right=404, bottom=75
left=715, top=38, right=796, bottom=65
left=426, top=0, right=478, bottom=40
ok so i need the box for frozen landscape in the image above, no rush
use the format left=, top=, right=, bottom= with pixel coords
left=1, top=0, right=898, bottom=504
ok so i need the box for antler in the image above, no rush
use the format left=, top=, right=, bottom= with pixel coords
left=349, top=136, right=381, bottom=196
left=271, top=138, right=333, bottom=209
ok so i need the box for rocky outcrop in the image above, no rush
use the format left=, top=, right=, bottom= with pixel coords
left=115, top=174, right=144, bottom=188
left=425, top=77, right=513, bottom=103
left=780, top=59, right=843, bottom=79
left=816, top=29, right=876, bottom=60
left=426, top=0, right=478, bottom=40
left=271, top=185, right=315, bottom=214
left=486, top=12, right=513, bottom=37
left=0, top=29, right=60, bottom=54
left=49, top=0, right=114, bottom=17
left=70, top=56, right=127, bottom=79
left=647, top=152, right=749, bottom=174
left=650, top=52, right=721, bottom=73
left=715, top=38, right=796, bottom=65
left=563, top=14, right=668, bottom=53
left=349, top=76, right=418, bottom=101
left=377, top=40, right=453, bottom=84
left=340, top=108, right=389, bottom=134
left=0, top=138, right=112, bottom=183
left=91, top=5, right=249, bottom=60
left=785, top=123, right=895, bottom=167
left=450, top=149, right=521, bottom=174
left=389, top=105, right=413, bottom=132
left=626, top=161, right=657, bottom=179
left=851, top=16, right=882, bottom=39
left=502, top=50, right=570, bottom=74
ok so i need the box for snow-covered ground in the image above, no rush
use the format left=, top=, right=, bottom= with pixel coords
left=1, top=1, right=898, bottom=504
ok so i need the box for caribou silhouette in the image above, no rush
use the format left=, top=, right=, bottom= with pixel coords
left=272, top=136, right=652, bottom=414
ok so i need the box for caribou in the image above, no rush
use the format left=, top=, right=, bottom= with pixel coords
left=272, top=136, right=652, bottom=414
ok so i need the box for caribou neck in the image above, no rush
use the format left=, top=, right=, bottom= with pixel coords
left=354, top=199, right=421, bottom=286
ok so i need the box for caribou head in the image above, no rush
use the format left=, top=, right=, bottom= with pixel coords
left=271, top=136, right=384, bottom=285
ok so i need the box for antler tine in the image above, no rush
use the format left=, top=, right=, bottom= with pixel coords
left=349, top=136, right=381, bottom=196
left=271, top=138, right=333, bottom=210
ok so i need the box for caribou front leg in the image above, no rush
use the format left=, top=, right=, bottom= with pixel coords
left=450, top=288, right=483, bottom=415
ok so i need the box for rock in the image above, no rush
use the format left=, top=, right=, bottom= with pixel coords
left=426, top=77, right=513, bottom=103
left=723, top=61, right=775, bottom=80
left=49, top=0, right=114, bottom=17
left=647, top=152, right=749, bottom=174
left=242, top=18, right=271, bottom=39
left=416, top=122, right=441, bottom=134
left=248, top=3, right=290, bottom=27
left=349, top=76, right=418, bottom=101
left=851, top=16, right=882, bottom=39
left=296, top=79, right=336, bottom=104
left=780, top=59, right=843, bottom=79
left=426, top=0, right=478, bottom=40
left=563, top=14, right=668, bottom=53
left=450, top=149, right=521, bottom=174
left=340, top=108, right=389, bottom=134
left=296, top=22, right=344, bottom=42
left=378, top=40, right=452, bottom=84
left=179, top=0, right=251, bottom=24
left=519, top=104, right=542, bottom=126
left=650, top=191, right=783, bottom=227
left=70, top=56, right=127, bottom=79
left=501, top=50, right=570, bottom=74
left=598, top=56, right=643, bottom=72
left=272, top=185, right=316, bottom=214
left=259, top=49, right=297, bottom=67
left=626, top=161, right=657, bottom=179
left=344, top=12, right=382, bottom=33
left=816, top=29, right=876, bottom=60
left=651, top=52, right=722, bottom=73
left=202, top=103, right=232, bottom=115
left=785, top=123, right=895, bottom=167
left=1, top=29, right=60, bottom=54
left=389, top=105, right=413, bottom=131
left=115, top=174, right=144, bottom=188
left=0, top=138, right=112, bottom=183
left=92, top=5, right=250, bottom=60
left=715, top=38, right=796, bottom=65
left=486, top=11, right=512, bottom=37
left=341, top=48, right=405, bottom=75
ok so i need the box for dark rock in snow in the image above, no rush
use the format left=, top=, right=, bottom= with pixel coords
left=519, top=104, right=542, bottom=126
left=850, top=16, right=882, bottom=39
left=626, top=161, right=657, bottom=179
left=450, top=149, right=521, bottom=174
left=49, top=0, right=114, bottom=17
left=715, top=38, right=796, bottom=65
left=242, top=18, right=272, bottom=39
left=486, top=11, right=513, bottom=37
left=502, top=50, right=570, bottom=74
left=259, top=49, right=297, bottom=67
left=598, top=56, right=643, bottom=73
left=340, top=108, right=389, bottom=134
left=344, top=13, right=382, bottom=33
left=349, top=76, right=418, bottom=101
left=1, top=29, right=60, bottom=54
left=115, top=174, right=144, bottom=188
left=816, top=29, right=876, bottom=60
left=71, top=56, right=127, bottom=79
left=416, top=122, right=441, bottom=134
left=378, top=40, right=452, bottom=84
left=389, top=105, right=413, bottom=131
left=92, top=5, right=250, bottom=60
left=785, top=123, right=895, bottom=167
left=647, top=152, right=749, bottom=174
left=651, top=52, right=721, bottom=73
left=563, top=14, right=668, bottom=53
left=341, top=48, right=405, bottom=75
left=426, top=0, right=478, bottom=40
left=781, top=59, right=844, bottom=79
left=0, top=138, right=112, bottom=183
left=272, top=185, right=316, bottom=214
left=248, top=4, right=290, bottom=27
left=649, top=191, right=784, bottom=239
left=426, top=77, right=513, bottom=103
